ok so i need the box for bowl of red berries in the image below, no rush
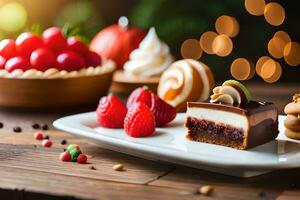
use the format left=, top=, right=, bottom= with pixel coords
left=0, top=27, right=116, bottom=111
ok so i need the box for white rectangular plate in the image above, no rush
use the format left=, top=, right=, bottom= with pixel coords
left=53, top=113, right=300, bottom=178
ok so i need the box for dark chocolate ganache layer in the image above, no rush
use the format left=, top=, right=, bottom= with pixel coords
left=186, top=117, right=244, bottom=144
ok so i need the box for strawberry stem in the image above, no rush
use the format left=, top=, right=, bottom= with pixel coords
left=143, top=85, right=149, bottom=90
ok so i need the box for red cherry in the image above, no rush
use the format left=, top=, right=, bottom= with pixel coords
left=86, top=51, right=102, bottom=67
left=30, top=48, right=56, bottom=71
left=56, top=51, right=85, bottom=71
left=16, top=32, right=44, bottom=57
left=0, top=56, right=7, bottom=69
left=67, top=37, right=89, bottom=56
left=43, top=27, right=67, bottom=52
left=0, top=39, right=17, bottom=59
left=5, top=56, right=30, bottom=72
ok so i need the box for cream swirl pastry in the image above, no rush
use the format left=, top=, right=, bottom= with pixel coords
left=0, top=60, right=115, bottom=79
left=158, top=59, right=215, bottom=112
left=124, top=27, right=173, bottom=77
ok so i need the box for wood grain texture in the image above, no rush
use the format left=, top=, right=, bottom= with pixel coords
left=149, top=166, right=299, bottom=200
left=0, top=132, right=173, bottom=185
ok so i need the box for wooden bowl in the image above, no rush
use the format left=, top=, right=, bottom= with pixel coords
left=0, top=68, right=115, bottom=111
left=110, top=70, right=160, bottom=96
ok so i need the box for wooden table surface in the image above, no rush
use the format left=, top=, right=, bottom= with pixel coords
left=0, top=83, right=299, bottom=200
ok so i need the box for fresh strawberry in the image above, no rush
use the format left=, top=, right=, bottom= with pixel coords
left=124, top=102, right=155, bottom=137
left=96, top=95, right=127, bottom=128
left=126, top=86, right=152, bottom=108
left=150, top=93, right=176, bottom=127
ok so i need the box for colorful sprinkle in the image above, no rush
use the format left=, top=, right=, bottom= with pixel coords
left=77, top=154, right=87, bottom=164
left=42, top=139, right=52, bottom=148
left=34, top=131, right=44, bottom=140
left=69, top=148, right=82, bottom=161
left=59, top=152, right=71, bottom=162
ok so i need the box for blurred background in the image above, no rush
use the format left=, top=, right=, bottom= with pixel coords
left=0, top=0, right=299, bottom=82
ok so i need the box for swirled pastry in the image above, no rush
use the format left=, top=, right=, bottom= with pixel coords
left=157, top=59, right=215, bottom=112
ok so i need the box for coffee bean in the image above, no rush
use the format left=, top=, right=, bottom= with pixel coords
left=32, top=123, right=40, bottom=129
left=44, top=135, right=50, bottom=139
left=89, top=166, right=96, bottom=170
left=61, top=139, right=67, bottom=145
left=13, top=127, right=22, bottom=133
left=0, top=122, right=3, bottom=128
left=42, top=124, right=49, bottom=130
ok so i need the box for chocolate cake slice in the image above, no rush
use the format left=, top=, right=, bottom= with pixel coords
left=185, top=80, right=279, bottom=150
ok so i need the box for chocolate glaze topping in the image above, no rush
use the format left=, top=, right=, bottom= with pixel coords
left=187, top=101, right=277, bottom=116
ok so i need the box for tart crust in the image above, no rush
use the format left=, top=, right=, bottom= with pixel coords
left=0, top=60, right=116, bottom=79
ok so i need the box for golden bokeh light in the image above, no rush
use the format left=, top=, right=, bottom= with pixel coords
left=268, top=37, right=285, bottom=59
left=268, top=31, right=291, bottom=59
left=261, top=60, right=282, bottom=83
left=215, top=15, right=239, bottom=38
left=245, top=0, right=266, bottom=16
left=274, top=31, right=291, bottom=44
left=264, top=2, right=285, bottom=26
left=0, top=2, right=27, bottom=32
left=199, top=31, right=218, bottom=55
left=283, top=42, right=300, bottom=66
left=256, top=56, right=271, bottom=76
left=180, top=39, right=203, bottom=60
left=212, top=34, right=233, bottom=57
left=230, top=58, right=254, bottom=80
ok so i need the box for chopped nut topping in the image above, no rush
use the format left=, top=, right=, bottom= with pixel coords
left=113, top=164, right=124, bottom=171
left=293, top=93, right=300, bottom=103
left=199, top=185, right=213, bottom=195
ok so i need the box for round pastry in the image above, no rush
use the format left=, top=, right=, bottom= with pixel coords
left=284, top=115, right=300, bottom=131
left=284, top=102, right=300, bottom=115
left=111, top=27, right=174, bottom=95
left=157, top=59, right=215, bottom=112
left=284, top=93, right=300, bottom=140
left=284, top=129, right=300, bottom=140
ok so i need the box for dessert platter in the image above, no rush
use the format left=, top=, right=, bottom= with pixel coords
left=52, top=17, right=300, bottom=176
left=54, top=55, right=300, bottom=177
left=0, top=27, right=116, bottom=110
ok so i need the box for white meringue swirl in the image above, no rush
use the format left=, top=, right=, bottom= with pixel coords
left=124, top=27, right=173, bottom=77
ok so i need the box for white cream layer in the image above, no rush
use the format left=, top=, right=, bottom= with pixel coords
left=187, top=107, right=249, bottom=130
left=187, top=107, right=277, bottom=131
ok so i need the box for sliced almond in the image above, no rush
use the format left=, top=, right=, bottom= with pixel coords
left=212, top=86, right=222, bottom=94
left=210, top=93, right=221, bottom=100
left=220, top=85, right=241, bottom=105
left=211, top=94, right=234, bottom=105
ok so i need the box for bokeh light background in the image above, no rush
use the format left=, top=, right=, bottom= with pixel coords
left=0, top=0, right=299, bottom=82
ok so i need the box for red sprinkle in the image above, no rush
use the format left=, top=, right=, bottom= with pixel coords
left=77, top=154, right=87, bottom=164
left=59, top=152, right=71, bottom=162
left=34, top=131, right=44, bottom=140
left=42, top=139, right=52, bottom=147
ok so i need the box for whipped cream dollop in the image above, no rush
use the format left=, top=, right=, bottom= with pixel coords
left=0, top=60, right=115, bottom=79
left=124, top=27, right=173, bottom=77
left=210, top=85, right=241, bottom=105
